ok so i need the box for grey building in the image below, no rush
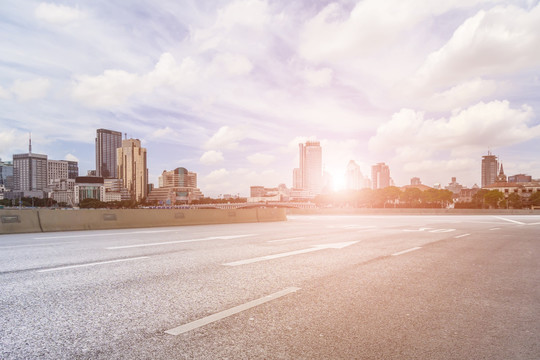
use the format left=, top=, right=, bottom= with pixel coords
left=95, top=128, right=122, bottom=178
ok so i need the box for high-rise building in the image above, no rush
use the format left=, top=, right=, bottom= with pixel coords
left=47, top=160, right=69, bottom=185
left=371, top=162, right=390, bottom=189
left=96, top=128, right=122, bottom=178
left=481, top=151, right=498, bottom=188
left=0, top=158, right=14, bottom=190
left=149, top=167, right=203, bottom=204
left=293, top=141, right=322, bottom=195
left=346, top=160, right=363, bottom=190
left=13, top=137, right=48, bottom=197
left=67, top=161, right=79, bottom=179
left=159, top=167, right=197, bottom=188
left=508, top=174, right=532, bottom=183
left=117, top=138, right=148, bottom=201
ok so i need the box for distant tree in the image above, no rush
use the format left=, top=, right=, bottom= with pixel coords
left=400, top=188, right=422, bottom=207
left=507, top=193, right=523, bottom=209
left=79, top=198, right=108, bottom=209
left=484, top=190, right=504, bottom=209
left=472, top=189, right=489, bottom=208
left=529, top=191, right=540, bottom=206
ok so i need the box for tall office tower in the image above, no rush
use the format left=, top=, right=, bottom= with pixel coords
left=67, top=161, right=79, bottom=179
left=481, top=151, right=498, bottom=188
left=294, top=141, right=323, bottom=195
left=117, top=138, right=148, bottom=201
left=371, top=162, right=391, bottom=189
left=96, top=128, right=122, bottom=178
left=0, top=159, right=14, bottom=190
left=13, top=139, right=48, bottom=195
left=346, top=160, right=363, bottom=190
left=47, top=160, right=69, bottom=185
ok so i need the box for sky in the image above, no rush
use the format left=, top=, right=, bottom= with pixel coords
left=1, top=0, right=540, bottom=197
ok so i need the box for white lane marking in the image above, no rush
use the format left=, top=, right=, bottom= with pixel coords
left=165, top=287, right=301, bottom=336
left=391, top=247, right=422, bottom=256
left=429, top=228, right=456, bottom=233
left=493, top=216, right=525, bottom=225
left=454, top=234, right=470, bottom=238
left=267, top=237, right=306, bottom=243
left=403, top=228, right=433, bottom=232
left=0, top=241, right=76, bottom=249
left=223, top=241, right=358, bottom=266
left=106, top=234, right=256, bottom=250
left=37, top=256, right=149, bottom=273
left=527, top=222, right=540, bottom=226
left=34, top=229, right=181, bottom=240
left=490, top=228, right=501, bottom=231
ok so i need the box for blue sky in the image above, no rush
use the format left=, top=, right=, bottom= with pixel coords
left=1, top=0, right=540, bottom=196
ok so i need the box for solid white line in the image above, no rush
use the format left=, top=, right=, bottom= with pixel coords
left=454, top=234, right=470, bottom=238
left=0, top=241, right=76, bottom=249
left=267, top=237, right=306, bottom=243
left=493, top=216, right=525, bottom=225
left=489, top=228, right=501, bottom=231
left=165, top=287, right=301, bottom=336
left=391, top=247, right=422, bottom=256
left=37, top=256, right=149, bottom=273
left=106, top=234, right=256, bottom=250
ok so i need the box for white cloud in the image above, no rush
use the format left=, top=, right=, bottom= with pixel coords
left=414, top=4, right=540, bottom=89
left=0, top=85, right=10, bottom=99
left=148, top=126, right=177, bottom=140
left=64, top=153, right=79, bottom=162
left=72, top=70, right=139, bottom=108
left=301, top=67, right=333, bottom=88
left=299, top=0, right=494, bottom=63
left=369, top=100, right=539, bottom=157
left=35, top=3, right=84, bottom=25
left=425, top=78, right=498, bottom=111
left=0, top=129, right=20, bottom=157
left=11, top=78, right=51, bottom=101
left=209, top=53, right=253, bottom=77
left=200, top=150, right=224, bottom=165
left=247, top=153, right=275, bottom=165
left=204, top=126, right=246, bottom=150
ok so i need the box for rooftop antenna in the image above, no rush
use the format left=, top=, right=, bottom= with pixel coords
left=29, top=133, right=32, bottom=154
left=125, top=133, right=127, bottom=140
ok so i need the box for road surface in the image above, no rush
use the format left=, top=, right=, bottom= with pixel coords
left=1, top=214, right=539, bottom=359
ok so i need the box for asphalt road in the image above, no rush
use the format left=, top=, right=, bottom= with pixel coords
left=1, top=214, right=539, bottom=359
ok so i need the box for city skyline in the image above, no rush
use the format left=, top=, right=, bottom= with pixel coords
left=1, top=1, right=540, bottom=197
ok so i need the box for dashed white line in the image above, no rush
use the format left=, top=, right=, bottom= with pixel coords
left=391, top=247, right=422, bottom=256
left=454, top=234, right=470, bottom=238
left=223, top=241, right=358, bottom=266
left=37, top=256, right=149, bottom=273
left=106, top=234, right=256, bottom=250
left=490, top=228, right=501, bottom=231
left=165, top=287, right=301, bottom=336
left=267, top=236, right=306, bottom=243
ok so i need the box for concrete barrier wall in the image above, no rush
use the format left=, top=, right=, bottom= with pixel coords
left=0, top=208, right=287, bottom=235
left=287, top=208, right=540, bottom=216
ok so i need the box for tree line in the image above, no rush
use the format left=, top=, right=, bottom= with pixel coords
left=314, top=187, right=540, bottom=209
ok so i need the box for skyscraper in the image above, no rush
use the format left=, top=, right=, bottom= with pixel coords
left=0, top=158, right=14, bottom=190
left=96, top=128, right=122, bottom=178
left=481, top=151, right=498, bottom=188
left=117, top=138, right=148, bottom=201
left=13, top=138, right=48, bottom=197
left=346, top=160, right=363, bottom=190
left=293, top=141, right=322, bottom=195
left=371, top=162, right=390, bottom=189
